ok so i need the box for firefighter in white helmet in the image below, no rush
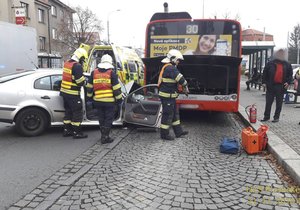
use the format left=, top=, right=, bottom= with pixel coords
left=158, top=49, right=189, bottom=140
left=86, top=54, right=123, bottom=144
left=60, top=47, right=88, bottom=139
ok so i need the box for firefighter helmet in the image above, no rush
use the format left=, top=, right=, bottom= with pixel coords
left=98, top=54, right=114, bottom=69
left=161, top=49, right=184, bottom=63
left=73, top=48, right=88, bottom=61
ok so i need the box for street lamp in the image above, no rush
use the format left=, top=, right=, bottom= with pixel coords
left=107, top=9, right=121, bottom=44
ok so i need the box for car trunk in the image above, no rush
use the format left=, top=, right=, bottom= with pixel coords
left=143, top=55, right=242, bottom=96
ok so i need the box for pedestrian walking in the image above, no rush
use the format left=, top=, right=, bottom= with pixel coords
left=60, top=48, right=88, bottom=138
left=158, top=49, right=189, bottom=140
left=261, top=49, right=293, bottom=123
left=86, top=54, right=122, bottom=144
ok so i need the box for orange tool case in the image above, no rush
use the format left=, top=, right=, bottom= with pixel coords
left=241, top=127, right=260, bottom=155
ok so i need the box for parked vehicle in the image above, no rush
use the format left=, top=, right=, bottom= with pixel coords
left=81, top=44, right=144, bottom=86
left=0, top=21, right=38, bottom=75
left=0, top=70, right=162, bottom=136
left=143, top=12, right=242, bottom=112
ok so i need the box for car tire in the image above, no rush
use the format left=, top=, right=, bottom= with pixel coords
left=15, top=108, right=49, bottom=137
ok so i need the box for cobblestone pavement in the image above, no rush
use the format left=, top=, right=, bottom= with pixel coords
left=240, top=76, right=300, bottom=155
left=9, top=111, right=300, bottom=210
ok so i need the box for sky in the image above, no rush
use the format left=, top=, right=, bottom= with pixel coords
left=61, top=0, right=299, bottom=49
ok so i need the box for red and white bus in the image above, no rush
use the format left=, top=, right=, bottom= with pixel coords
left=143, top=12, right=242, bottom=112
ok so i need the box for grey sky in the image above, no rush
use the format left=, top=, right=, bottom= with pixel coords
left=61, top=0, right=299, bottom=49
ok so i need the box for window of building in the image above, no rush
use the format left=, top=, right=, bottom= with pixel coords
left=38, top=8, right=45, bottom=23
left=60, top=9, right=64, bottom=18
left=67, top=19, right=72, bottom=29
left=39, top=36, right=46, bottom=51
left=51, top=5, right=57, bottom=16
left=52, top=28, right=57, bottom=40
left=51, top=58, right=63, bottom=68
left=20, top=2, right=29, bottom=18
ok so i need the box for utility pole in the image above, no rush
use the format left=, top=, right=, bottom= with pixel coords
left=107, top=9, right=120, bottom=44
left=202, top=0, right=205, bottom=18
left=297, top=40, right=300, bottom=64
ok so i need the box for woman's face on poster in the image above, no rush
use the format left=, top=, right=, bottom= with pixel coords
left=199, top=35, right=217, bottom=53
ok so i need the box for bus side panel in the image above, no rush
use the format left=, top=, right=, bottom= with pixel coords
left=176, top=100, right=239, bottom=112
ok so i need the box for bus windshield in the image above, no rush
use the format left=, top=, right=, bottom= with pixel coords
left=146, top=20, right=240, bottom=58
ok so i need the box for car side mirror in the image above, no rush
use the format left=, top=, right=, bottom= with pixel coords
left=53, top=81, right=61, bottom=91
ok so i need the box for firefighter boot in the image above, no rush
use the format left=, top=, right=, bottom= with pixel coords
left=62, top=123, right=73, bottom=137
left=101, top=127, right=114, bottom=144
left=99, top=126, right=105, bottom=142
left=73, top=125, right=88, bottom=139
left=160, top=128, right=175, bottom=141
left=173, top=125, right=188, bottom=138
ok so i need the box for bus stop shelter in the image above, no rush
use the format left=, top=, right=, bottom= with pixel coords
left=242, top=41, right=275, bottom=76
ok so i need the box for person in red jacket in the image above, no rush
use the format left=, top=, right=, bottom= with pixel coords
left=261, top=49, right=293, bottom=123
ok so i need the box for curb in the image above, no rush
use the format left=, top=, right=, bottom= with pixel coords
left=238, top=105, right=300, bottom=185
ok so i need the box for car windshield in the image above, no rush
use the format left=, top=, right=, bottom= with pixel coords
left=0, top=70, right=35, bottom=83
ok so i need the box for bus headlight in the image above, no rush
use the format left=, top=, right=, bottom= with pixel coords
left=231, top=94, right=237, bottom=100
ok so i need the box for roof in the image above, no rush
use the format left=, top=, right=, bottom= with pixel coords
left=242, top=41, right=276, bottom=47
left=242, top=29, right=272, bottom=36
left=242, top=41, right=275, bottom=55
left=50, top=0, right=76, bottom=13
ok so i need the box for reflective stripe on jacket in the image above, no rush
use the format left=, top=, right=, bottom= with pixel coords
left=158, top=63, right=172, bottom=87
left=60, top=60, right=81, bottom=96
left=158, top=63, right=187, bottom=98
left=93, top=69, right=115, bottom=102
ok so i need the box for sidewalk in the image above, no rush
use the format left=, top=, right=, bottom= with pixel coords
left=240, top=77, right=300, bottom=155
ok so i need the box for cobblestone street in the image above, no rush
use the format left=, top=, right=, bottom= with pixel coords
left=9, top=111, right=300, bottom=210
left=240, top=77, right=300, bottom=155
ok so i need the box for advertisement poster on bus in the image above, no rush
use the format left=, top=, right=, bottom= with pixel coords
left=150, top=35, right=232, bottom=57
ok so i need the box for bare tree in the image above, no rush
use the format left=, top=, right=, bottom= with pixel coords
left=288, top=24, right=300, bottom=63
left=53, top=6, right=103, bottom=59
left=222, top=11, right=231, bottom=19
left=210, top=12, right=241, bottom=21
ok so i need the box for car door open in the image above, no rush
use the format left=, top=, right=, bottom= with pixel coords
left=124, top=84, right=162, bottom=127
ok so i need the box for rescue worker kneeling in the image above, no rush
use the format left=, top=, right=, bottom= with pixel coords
left=86, top=54, right=123, bottom=144
left=60, top=47, right=88, bottom=139
left=159, top=49, right=189, bottom=140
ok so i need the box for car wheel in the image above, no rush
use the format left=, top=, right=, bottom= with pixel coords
left=15, top=108, right=48, bottom=137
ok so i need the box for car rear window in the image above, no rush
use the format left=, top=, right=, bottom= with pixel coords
left=0, top=70, right=35, bottom=83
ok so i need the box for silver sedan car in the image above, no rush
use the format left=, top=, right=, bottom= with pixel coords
left=0, top=69, right=162, bottom=136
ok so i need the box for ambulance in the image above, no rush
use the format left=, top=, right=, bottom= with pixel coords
left=81, top=44, right=144, bottom=86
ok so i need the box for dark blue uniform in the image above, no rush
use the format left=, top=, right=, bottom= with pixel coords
left=158, top=63, right=188, bottom=139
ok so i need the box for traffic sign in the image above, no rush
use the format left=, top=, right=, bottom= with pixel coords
left=15, top=8, right=26, bottom=17
left=16, top=17, right=26, bottom=25
left=15, top=8, right=26, bottom=25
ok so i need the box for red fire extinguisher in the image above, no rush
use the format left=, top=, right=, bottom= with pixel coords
left=245, top=104, right=257, bottom=123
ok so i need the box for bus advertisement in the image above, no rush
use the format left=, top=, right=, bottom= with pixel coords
left=143, top=12, right=242, bottom=112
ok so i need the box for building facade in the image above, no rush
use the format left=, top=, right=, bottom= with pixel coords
left=0, top=0, right=74, bottom=68
left=242, top=29, right=274, bottom=42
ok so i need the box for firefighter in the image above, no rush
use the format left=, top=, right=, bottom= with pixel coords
left=158, top=49, right=189, bottom=140
left=86, top=54, right=122, bottom=144
left=60, top=47, right=88, bottom=139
